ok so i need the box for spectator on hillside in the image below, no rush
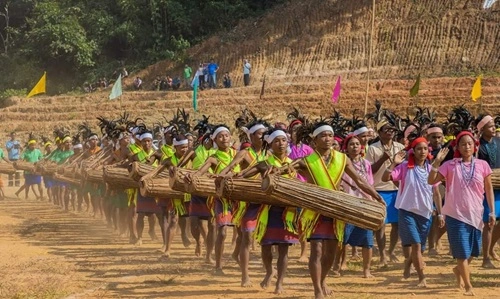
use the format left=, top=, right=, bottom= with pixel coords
left=134, top=77, right=143, bottom=90
left=243, top=59, right=251, bottom=86
left=194, top=64, right=205, bottom=90
left=207, top=59, right=219, bottom=88
left=172, top=77, right=181, bottom=90
left=122, top=68, right=129, bottom=78
left=223, top=72, right=232, bottom=88
left=153, top=76, right=162, bottom=91
left=183, top=64, right=192, bottom=88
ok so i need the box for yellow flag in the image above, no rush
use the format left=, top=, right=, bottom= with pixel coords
left=471, top=75, right=482, bottom=102
left=27, top=72, right=47, bottom=98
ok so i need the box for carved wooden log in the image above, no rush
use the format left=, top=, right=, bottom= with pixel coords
left=0, top=163, right=16, bottom=174
left=262, top=174, right=386, bottom=231
left=140, top=177, right=184, bottom=198
left=129, top=162, right=168, bottom=181
left=217, top=177, right=281, bottom=205
left=13, top=161, right=35, bottom=172
left=53, top=173, right=81, bottom=186
left=169, top=167, right=195, bottom=193
left=103, top=165, right=139, bottom=188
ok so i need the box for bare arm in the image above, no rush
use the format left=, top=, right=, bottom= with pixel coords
left=381, top=151, right=405, bottom=182
left=344, top=159, right=385, bottom=205
left=484, top=175, right=496, bottom=228
left=370, top=152, right=391, bottom=174
left=428, top=148, right=449, bottom=185
left=184, top=157, right=217, bottom=184
left=218, top=150, right=248, bottom=176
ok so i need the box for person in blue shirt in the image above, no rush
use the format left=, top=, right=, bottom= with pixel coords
left=207, top=59, right=219, bottom=88
left=5, top=132, right=22, bottom=186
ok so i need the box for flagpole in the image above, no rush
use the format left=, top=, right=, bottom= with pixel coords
left=364, top=0, right=376, bottom=116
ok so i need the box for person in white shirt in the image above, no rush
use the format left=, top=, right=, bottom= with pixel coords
left=243, top=59, right=251, bottom=86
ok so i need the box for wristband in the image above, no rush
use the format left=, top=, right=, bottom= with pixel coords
left=431, top=167, right=439, bottom=172
left=489, top=212, right=496, bottom=217
left=437, top=214, right=443, bottom=219
left=384, top=167, right=393, bottom=173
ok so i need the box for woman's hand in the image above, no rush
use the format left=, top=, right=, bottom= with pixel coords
left=434, top=147, right=449, bottom=164
left=393, top=151, right=406, bottom=164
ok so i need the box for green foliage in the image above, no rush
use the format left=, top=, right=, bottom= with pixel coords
left=0, top=0, right=287, bottom=93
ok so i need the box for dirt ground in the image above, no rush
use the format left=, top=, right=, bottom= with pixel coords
left=0, top=183, right=499, bottom=299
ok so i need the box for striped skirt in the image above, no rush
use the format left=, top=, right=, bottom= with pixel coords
left=398, top=209, right=431, bottom=250
left=241, top=203, right=260, bottom=232
left=136, top=193, right=161, bottom=214
left=189, top=195, right=211, bottom=219
left=261, top=206, right=299, bottom=246
left=445, top=216, right=481, bottom=260
left=214, top=197, right=233, bottom=227
left=309, top=216, right=336, bottom=241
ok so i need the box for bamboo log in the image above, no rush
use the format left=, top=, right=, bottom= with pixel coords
left=186, top=174, right=217, bottom=197
left=129, top=162, right=168, bottom=181
left=169, top=167, right=195, bottom=193
left=41, top=162, right=58, bottom=176
left=85, top=166, right=104, bottom=183
left=13, top=161, right=35, bottom=172
left=140, top=177, right=184, bottom=198
left=103, top=165, right=139, bottom=188
left=0, top=163, right=16, bottom=174
left=217, top=177, right=283, bottom=206
left=262, top=174, right=386, bottom=231
left=53, top=173, right=81, bottom=186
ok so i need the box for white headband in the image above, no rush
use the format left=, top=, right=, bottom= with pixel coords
left=73, top=144, right=83, bottom=150
left=163, top=126, right=174, bottom=134
left=249, top=124, right=267, bottom=134
left=427, top=127, right=443, bottom=135
left=353, top=127, right=368, bottom=136
left=477, top=115, right=493, bottom=132
left=265, top=130, right=287, bottom=144
left=89, top=135, right=99, bottom=141
left=211, top=127, right=230, bottom=140
left=173, top=139, right=188, bottom=146
left=118, top=132, right=129, bottom=140
left=311, top=125, right=334, bottom=138
left=131, top=127, right=139, bottom=135
left=140, top=133, right=153, bottom=141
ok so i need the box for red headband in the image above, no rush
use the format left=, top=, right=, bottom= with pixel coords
left=452, top=131, right=478, bottom=158
left=288, top=120, right=303, bottom=131
left=341, top=134, right=365, bottom=155
left=407, top=137, right=431, bottom=169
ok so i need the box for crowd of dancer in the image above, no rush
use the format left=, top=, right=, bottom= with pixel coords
left=1, top=103, right=499, bottom=298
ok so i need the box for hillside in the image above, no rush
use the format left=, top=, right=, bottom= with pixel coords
left=1, top=0, right=500, bottom=139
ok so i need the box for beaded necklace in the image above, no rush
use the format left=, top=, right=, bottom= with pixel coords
left=351, top=157, right=367, bottom=180
left=413, top=160, right=430, bottom=187
left=460, top=157, right=476, bottom=186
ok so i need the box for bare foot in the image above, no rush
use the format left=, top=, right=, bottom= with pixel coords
left=314, top=290, right=325, bottom=299
left=164, top=250, right=170, bottom=258
left=260, top=271, right=274, bottom=289
left=182, top=236, right=192, bottom=248
left=331, top=270, right=341, bottom=277
left=321, top=283, right=333, bottom=297
left=231, top=251, right=240, bottom=266
left=389, top=253, right=400, bottom=263
left=490, top=251, right=499, bottom=261
left=274, top=285, right=284, bottom=295
left=213, top=268, right=225, bottom=276
left=463, top=288, right=475, bottom=296
left=453, top=266, right=464, bottom=289
left=403, top=259, right=412, bottom=279
left=363, top=271, right=374, bottom=278
left=134, top=238, right=143, bottom=246
left=416, top=278, right=427, bottom=288
left=241, top=276, right=252, bottom=287
left=298, top=255, right=309, bottom=263
left=481, top=258, right=496, bottom=269
left=428, top=248, right=438, bottom=256
left=379, top=255, right=388, bottom=267
left=205, top=256, right=215, bottom=264
left=195, top=243, right=201, bottom=257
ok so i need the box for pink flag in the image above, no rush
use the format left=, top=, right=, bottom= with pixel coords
left=331, top=76, right=341, bottom=104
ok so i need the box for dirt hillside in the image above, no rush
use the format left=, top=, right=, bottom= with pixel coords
left=1, top=0, right=499, bottom=139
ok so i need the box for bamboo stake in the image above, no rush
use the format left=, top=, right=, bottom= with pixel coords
left=364, top=0, right=376, bottom=116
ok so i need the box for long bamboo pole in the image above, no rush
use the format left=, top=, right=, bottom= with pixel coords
left=364, top=0, right=376, bottom=115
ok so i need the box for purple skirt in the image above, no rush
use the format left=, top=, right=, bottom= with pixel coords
left=136, top=193, right=161, bottom=214
left=189, top=195, right=211, bottom=218
left=261, top=206, right=298, bottom=245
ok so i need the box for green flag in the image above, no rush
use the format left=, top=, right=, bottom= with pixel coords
left=192, top=77, right=198, bottom=111
left=109, top=74, right=122, bottom=100
left=409, top=74, right=420, bottom=97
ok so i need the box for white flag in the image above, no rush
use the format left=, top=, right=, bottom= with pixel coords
left=483, top=0, right=497, bottom=9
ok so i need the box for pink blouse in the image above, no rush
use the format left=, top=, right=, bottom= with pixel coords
left=439, top=158, right=492, bottom=231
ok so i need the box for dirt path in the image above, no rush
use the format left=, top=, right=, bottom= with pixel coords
left=0, top=186, right=498, bottom=299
